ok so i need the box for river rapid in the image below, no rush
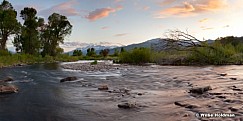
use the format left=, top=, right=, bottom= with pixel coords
left=1, top=61, right=243, bottom=121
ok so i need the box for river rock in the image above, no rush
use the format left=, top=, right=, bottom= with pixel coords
left=174, top=101, right=198, bottom=109
left=189, top=86, right=212, bottom=94
left=0, top=85, right=18, bottom=94
left=118, top=102, right=137, bottom=109
left=219, top=73, right=227, bottom=76
left=230, top=77, right=237, bottom=80
left=0, top=77, right=14, bottom=83
left=60, top=76, right=77, bottom=83
left=98, top=84, right=109, bottom=90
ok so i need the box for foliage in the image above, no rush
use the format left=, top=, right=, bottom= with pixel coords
left=0, top=0, right=20, bottom=50
left=41, top=13, right=72, bottom=56
left=119, top=47, right=151, bottom=64
left=90, top=60, right=98, bottom=65
left=0, top=50, right=11, bottom=56
left=100, top=49, right=109, bottom=57
left=86, top=48, right=96, bottom=56
left=13, top=7, right=41, bottom=55
left=113, top=48, right=119, bottom=56
left=120, top=47, right=125, bottom=53
left=73, top=50, right=82, bottom=56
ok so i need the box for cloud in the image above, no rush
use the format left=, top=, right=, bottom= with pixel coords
left=201, top=26, right=214, bottom=30
left=199, top=18, right=209, bottom=23
left=115, top=0, right=124, bottom=3
left=160, top=0, right=177, bottom=6
left=143, top=6, right=150, bottom=11
left=39, top=0, right=79, bottom=17
left=85, top=6, right=122, bottom=21
left=101, top=26, right=109, bottom=30
left=114, top=33, right=128, bottom=37
left=156, top=0, right=227, bottom=18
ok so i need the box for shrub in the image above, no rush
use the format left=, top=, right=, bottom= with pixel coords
left=119, top=47, right=151, bottom=64
left=91, top=60, right=98, bottom=65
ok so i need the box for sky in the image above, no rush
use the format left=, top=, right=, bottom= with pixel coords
left=6, top=0, right=243, bottom=50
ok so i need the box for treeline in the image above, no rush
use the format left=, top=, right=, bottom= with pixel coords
left=0, top=0, right=72, bottom=57
left=72, top=47, right=125, bottom=57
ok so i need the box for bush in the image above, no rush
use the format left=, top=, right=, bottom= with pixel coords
left=0, top=50, right=11, bottom=56
left=91, top=60, right=98, bottom=65
left=119, top=48, right=151, bottom=64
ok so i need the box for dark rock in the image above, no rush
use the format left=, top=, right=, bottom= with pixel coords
left=216, top=96, right=226, bottom=99
left=224, top=99, right=242, bottom=103
left=137, top=93, right=143, bottom=96
left=229, top=107, right=238, bottom=112
left=98, top=84, right=109, bottom=90
left=118, top=102, right=136, bottom=109
left=219, top=73, right=227, bottom=76
left=60, top=76, right=77, bottom=83
left=232, top=88, right=242, bottom=91
left=0, top=77, right=14, bottom=83
left=174, top=101, right=198, bottom=109
left=0, top=85, right=18, bottom=94
left=174, top=101, right=186, bottom=107
left=183, top=113, right=189, bottom=117
left=189, top=86, right=212, bottom=94
left=185, top=104, right=198, bottom=109
left=230, top=78, right=237, bottom=80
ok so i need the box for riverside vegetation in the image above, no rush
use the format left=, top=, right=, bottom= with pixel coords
left=1, top=0, right=243, bottom=67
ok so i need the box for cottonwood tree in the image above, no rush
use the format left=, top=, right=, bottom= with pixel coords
left=0, top=0, right=20, bottom=50
left=41, top=13, right=72, bottom=56
left=100, top=49, right=109, bottom=57
left=14, top=7, right=41, bottom=55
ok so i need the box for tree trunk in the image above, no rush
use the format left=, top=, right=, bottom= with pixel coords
left=0, top=35, right=7, bottom=50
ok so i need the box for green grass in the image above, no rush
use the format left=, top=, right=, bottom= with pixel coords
left=0, top=53, right=80, bottom=68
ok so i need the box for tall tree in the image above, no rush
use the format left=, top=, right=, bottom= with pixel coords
left=0, top=0, right=20, bottom=50
left=14, top=7, right=41, bottom=55
left=41, top=13, right=72, bottom=56
left=100, top=49, right=109, bottom=57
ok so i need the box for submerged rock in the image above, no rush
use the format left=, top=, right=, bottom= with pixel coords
left=219, top=73, right=227, bottom=76
left=98, top=84, right=109, bottom=90
left=60, top=76, right=77, bottom=83
left=0, top=77, right=14, bottom=83
left=0, top=85, right=18, bottom=94
left=118, top=102, right=137, bottom=109
left=230, top=77, right=237, bottom=80
left=189, top=86, right=212, bottom=94
left=174, top=101, right=198, bottom=109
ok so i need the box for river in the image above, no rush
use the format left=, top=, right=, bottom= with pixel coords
left=1, top=62, right=243, bottom=121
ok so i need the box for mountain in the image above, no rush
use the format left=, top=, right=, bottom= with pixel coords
left=109, top=38, right=164, bottom=54
left=64, top=42, right=123, bottom=55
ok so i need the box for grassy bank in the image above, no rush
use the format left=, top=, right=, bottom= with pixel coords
left=0, top=51, right=119, bottom=68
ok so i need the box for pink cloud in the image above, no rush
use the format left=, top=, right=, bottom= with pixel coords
left=101, top=26, right=109, bottom=30
left=85, top=6, right=122, bottom=21
left=114, top=33, right=128, bottom=37
left=39, top=0, right=79, bottom=17
left=115, top=0, right=124, bottom=3
left=143, top=6, right=150, bottom=11
left=199, top=18, right=209, bottom=23
left=160, top=0, right=176, bottom=6
left=156, top=0, right=227, bottom=18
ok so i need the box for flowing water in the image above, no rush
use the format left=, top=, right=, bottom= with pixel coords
left=1, top=62, right=243, bottom=121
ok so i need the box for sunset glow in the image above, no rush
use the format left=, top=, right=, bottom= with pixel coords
left=8, top=0, right=243, bottom=45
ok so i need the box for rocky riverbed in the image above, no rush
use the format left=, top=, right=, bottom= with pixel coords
left=2, top=62, right=243, bottom=121
left=60, top=62, right=243, bottom=121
